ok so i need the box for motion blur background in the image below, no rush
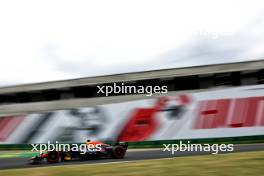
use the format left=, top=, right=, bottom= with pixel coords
left=0, top=0, right=264, bottom=145
left=0, top=1, right=264, bottom=175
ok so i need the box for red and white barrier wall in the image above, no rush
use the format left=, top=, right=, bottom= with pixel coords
left=0, top=85, right=264, bottom=144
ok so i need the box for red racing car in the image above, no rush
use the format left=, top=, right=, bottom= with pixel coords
left=30, top=140, right=128, bottom=164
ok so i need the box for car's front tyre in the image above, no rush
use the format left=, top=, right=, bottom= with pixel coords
left=47, top=151, right=60, bottom=163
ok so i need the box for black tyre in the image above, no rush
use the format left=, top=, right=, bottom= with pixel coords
left=111, top=146, right=126, bottom=159
left=47, top=151, right=60, bottom=163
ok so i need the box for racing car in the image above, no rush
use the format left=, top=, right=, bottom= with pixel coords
left=30, top=140, right=128, bottom=164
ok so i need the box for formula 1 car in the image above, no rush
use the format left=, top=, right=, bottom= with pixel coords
left=30, top=140, right=128, bottom=164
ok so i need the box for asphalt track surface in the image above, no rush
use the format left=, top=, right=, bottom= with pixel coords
left=0, top=144, right=263, bottom=170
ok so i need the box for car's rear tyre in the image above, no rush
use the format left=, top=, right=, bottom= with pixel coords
left=47, top=151, right=60, bottom=163
left=111, top=146, right=125, bottom=159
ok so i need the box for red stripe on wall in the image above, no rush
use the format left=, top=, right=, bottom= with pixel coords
left=0, top=116, right=24, bottom=142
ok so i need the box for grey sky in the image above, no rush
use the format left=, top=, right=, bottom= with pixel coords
left=0, top=0, right=264, bottom=86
